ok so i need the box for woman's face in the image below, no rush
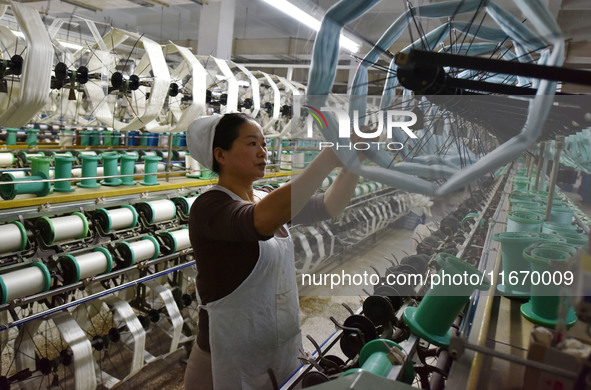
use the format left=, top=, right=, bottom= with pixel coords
left=216, top=120, right=267, bottom=180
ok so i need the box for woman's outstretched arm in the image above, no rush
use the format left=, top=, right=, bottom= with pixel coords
left=253, top=148, right=342, bottom=236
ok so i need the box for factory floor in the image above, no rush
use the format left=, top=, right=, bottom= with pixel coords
left=119, top=187, right=591, bottom=390
left=120, top=188, right=468, bottom=390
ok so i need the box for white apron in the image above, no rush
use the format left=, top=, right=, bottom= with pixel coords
left=200, top=185, right=302, bottom=390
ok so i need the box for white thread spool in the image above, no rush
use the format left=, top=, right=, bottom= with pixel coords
left=190, top=158, right=200, bottom=175
left=292, top=152, right=305, bottom=169
left=184, top=154, right=191, bottom=170
left=0, top=262, right=51, bottom=304
left=354, top=186, right=362, bottom=197
left=143, top=151, right=157, bottom=157
left=2, top=170, right=26, bottom=178
left=94, top=205, right=138, bottom=233
left=185, top=155, right=200, bottom=176
left=35, top=212, right=89, bottom=245
left=59, top=248, right=113, bottom=284
left=22, top=152, right=44, bottom=165
left=60, top=134, right=74, bottom=147
left=0, top=153, right=14, bottom=167
left=177, top=151, right=187, bottom=160
left=159, top=227, right=190, bottom=254
left=71, top=168, right=82, bottom=177
left=159, top=135, right=169, bottom=147
left=0, top=221, right=27, bottom=253
left=116, top=236, right=160, bottom=267
left=174, top=195, right=199, bottom=216
left=135, top=163, right=145, bottom=174
left=136, top=199, right=176, bottom=223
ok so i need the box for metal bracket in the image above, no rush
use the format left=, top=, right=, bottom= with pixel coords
left=37, top=202, right=51, bottom=212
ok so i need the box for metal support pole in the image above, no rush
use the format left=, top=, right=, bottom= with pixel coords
left=534, top=142, right=546, bottom=191
left=527, top=150, right=535, bottom=183
left=524, top=153, right=531, bottom=176
left=540, top=144, right=550, bottom=191
left=274, top=138, right=283, bottom=173
left=166, top=132, right=174, bottom=182
left=545, top=136, right=564, bottom=221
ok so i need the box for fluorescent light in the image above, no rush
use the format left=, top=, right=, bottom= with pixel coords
left=61, top=0, right=102, bottom=12
left=261, top=0, right=360, bottom=53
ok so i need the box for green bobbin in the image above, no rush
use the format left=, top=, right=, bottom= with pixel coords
left=26, top=128, right=40, bottom=147
left=493, top=232, right=539, bottom=298
left=79, top=130, right=91, bottom=146
left=30, top=155, right=53, bottom=177
left=0, top=172, right=51, bottom=200
left=77, top=154, right=102, bottom=188
left=521, top=246, right=577, bottom=328
left=6, top=128, right=18, bottom=145
left=102, top=130, right=113, bottom=147
left=403, top=253, right=490, bottom=347
left=120, top=154, right=138, bottom=185
left=140, top=155, right=161, bottom=186
left=100, top=152, right=121, bottom=186
left=507, top=210, right=543, bottom=233
left=54, top=155, right=77, bottom=192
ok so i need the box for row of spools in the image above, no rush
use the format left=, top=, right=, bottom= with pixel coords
left=0, top=150, right=189, bottom=200
left=0, top=127, right=187, bottom=149
left=493, top=168, right=589, bottom=328
left=0, top=196, right=198, bottom=305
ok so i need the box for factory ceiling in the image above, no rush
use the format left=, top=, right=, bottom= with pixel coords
left=6, top=0, right=591, bottom=93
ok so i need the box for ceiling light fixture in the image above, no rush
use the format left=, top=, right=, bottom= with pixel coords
left=261, top=0, right=360, bottom=53
left=143, top=0, right=170, bottom=6
left=61, top=0, right=103, bottom=12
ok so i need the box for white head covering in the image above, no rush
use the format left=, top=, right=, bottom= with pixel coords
left=186, top=114, right=223, bottom=170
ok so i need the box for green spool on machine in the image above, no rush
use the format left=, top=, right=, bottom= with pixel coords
left=341, top=339, right=414, bottom=384
left=403, top=253, right=490, bottom=347
left=493, top=232, right=540, bottom=298
left=521, top=245, right=577, bottom=328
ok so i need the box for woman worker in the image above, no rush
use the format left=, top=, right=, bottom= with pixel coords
left=184, top=112, right=360, bottom=390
